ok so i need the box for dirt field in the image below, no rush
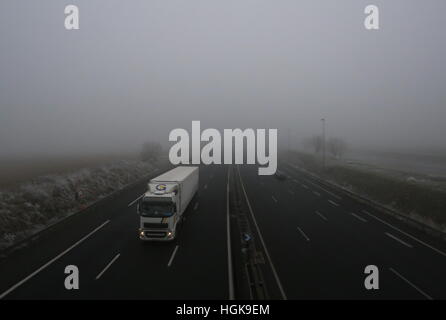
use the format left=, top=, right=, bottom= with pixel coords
left=345, top=149, right=446, bottom=178
left=0, top=153, right=138, bottom=189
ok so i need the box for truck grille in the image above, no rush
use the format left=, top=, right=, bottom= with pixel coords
left=144, top=231, right=167, bottom=238
left=144, top=223, right=168, bottom=229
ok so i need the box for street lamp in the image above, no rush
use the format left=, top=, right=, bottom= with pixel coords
left=321, top=118, right=326, bottom=168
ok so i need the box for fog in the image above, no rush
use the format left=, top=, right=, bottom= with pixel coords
left=1, top=0, right=445, bottom=158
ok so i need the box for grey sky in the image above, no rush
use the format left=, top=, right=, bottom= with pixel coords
left=1, top=0, right=445, bottom=157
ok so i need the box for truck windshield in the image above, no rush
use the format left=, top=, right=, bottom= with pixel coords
left=140, top=198, right=175, bottom=218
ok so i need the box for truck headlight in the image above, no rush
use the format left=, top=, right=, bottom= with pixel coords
left=140, top=231, right=145, bottom=237
left=167, top=232, right=173, bottom=238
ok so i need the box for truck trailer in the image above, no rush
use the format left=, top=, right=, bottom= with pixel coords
left=138, top=166, right=199, bottom=241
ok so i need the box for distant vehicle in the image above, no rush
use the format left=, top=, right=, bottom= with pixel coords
left=138, top=166, right=199, bottom=241
left=274, top=170, right=287, bottom=180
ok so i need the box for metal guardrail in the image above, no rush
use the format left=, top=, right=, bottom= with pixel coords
left=286, top=162, right=446, bottom=241
left=228, top=166, right=269, bottom=300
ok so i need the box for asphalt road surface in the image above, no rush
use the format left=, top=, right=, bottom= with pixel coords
left=1, top=164, right=446, bottom=299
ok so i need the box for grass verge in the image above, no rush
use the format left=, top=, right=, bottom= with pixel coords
left=289, top=151, right=446, bottom=231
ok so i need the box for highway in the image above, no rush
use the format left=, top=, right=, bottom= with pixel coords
left=238, top=164, right=446, bottom=299
left=1, top=163, right=446, bottom=299
left=0, top=165, right=228, bottom=299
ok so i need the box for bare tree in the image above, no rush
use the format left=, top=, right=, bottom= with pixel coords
left=303, top=135, right=323, bottom=154
left=140, top=141, right=162, bottom=162
left=327, top=137, right=347, bottom=158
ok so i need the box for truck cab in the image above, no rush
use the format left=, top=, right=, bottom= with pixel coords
left=137, top=166, right=199, bottom=241
left=138, top=183, right=180, bottom=241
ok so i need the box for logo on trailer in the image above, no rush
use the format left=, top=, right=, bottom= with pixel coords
left=156, top=184, right=167, bottom=191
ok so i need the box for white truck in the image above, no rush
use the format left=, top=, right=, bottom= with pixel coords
left=138, top=166, right=199, bottom=241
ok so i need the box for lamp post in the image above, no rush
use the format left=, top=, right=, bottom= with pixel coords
left=321, top=118, right=326, bottom=168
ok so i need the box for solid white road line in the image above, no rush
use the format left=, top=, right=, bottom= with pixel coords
left=284, top=165, right=343, bottom=200
left=204, top=184, right=208, bottom=190
left=297, top=227, right=310, bottom=241
left=313, top=191, right=321, bottom=197
left=328, top=200, right=339, bottom=207
left=227, top=168, right=235, bottom=300
left=350, top=212, right=367, bottom=223
left=315, top=211, right=328, bottom=221
left=385, top=232, right=413, bottom=248
left=95, top=253, right=120, bottom=280
left=167, top=245, right=179, bottom=267
left=311, top=184, right=341, bottom=200
left=272, top=196, right=278, bottom=203
left=296, top=176, right=342, bottom=200
left=0, top=220, right=110, bottom=299
left=301, top=184, right=309, bottom=189
left=362, top=210, right=446, bottom=258
left=389, top=268, right=433, bottom=300
left=128, top=194, right=144, bottom=207
left=237, top=166, right=288, bottom=300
